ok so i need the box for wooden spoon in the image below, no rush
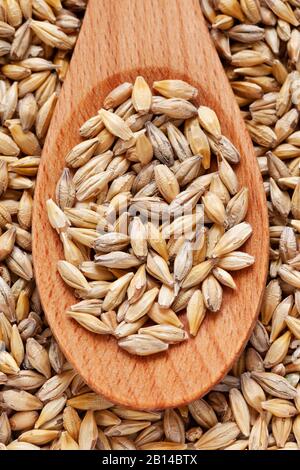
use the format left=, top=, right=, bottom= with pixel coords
left=33, top=0, right=269, bottom=410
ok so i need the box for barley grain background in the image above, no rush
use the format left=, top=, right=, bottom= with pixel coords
left=0, top=0, right=300, bottom=450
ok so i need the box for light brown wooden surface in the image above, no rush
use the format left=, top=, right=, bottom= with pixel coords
left=32, top=0, right=269, bottom=410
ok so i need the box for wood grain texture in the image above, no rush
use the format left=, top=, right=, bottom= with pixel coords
left=32, top=0, right=269, bottom=410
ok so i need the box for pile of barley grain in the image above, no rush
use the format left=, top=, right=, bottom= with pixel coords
left=0, top=0, right=300, bottom=450
left=47, top=77, right=253, bottom=357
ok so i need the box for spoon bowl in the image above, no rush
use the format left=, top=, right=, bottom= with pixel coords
left=33, top=0, right=269, bottom=410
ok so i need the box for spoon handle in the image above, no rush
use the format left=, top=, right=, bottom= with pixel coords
left=61, top=0, right=232, bottom=121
